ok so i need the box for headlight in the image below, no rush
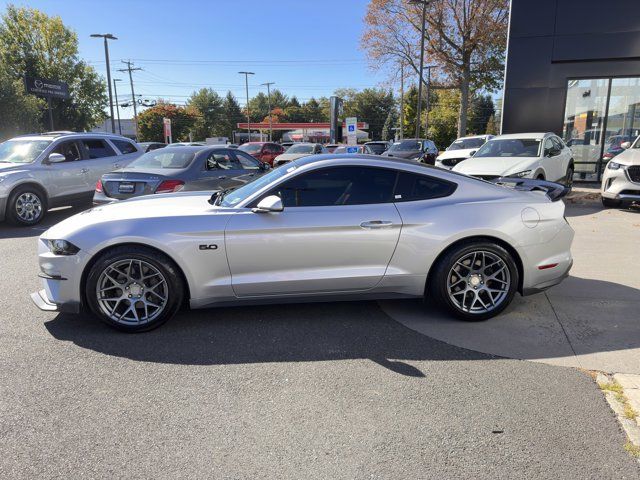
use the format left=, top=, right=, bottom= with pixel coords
left=509, top=170, right=532, bottom=178
left=47, top=239, right=80, bottom=255
left=607, top=161, right=627, bottom=170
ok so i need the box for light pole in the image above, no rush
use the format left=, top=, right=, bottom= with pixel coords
left=261, top=82, right=275, bottom=141
left=408, top=0, right=429, bottom=139
left=113, top=78, right=122, bottom=135
left=239, top=71, right=255, bottom=142
left=90, top=33, right=118, bottom=134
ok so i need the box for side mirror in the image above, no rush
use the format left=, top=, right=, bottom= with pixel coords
left=469, top=150, right=477, bottom=156
left=47, top=152, right=66, bottom=164
left=259, top=162, right=270, bottom=171
left=621, top=141, right=631, bottom=149
left=252, top=195, right=283, bottom=213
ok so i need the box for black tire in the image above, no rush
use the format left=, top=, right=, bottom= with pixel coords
left=85, top=246, right=185, bottom=332
left=565, top=166, right=574, bottom=188
left=601, top=197, right=621, bottom=208
left=536, top=173, right=545, bottom=180
left=428, top=240, right=519, bottom=321
left=6, top=185, right=47, bottom=226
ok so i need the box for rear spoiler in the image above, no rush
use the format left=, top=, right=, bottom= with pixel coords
left=491, top=177, right=571, bottom=202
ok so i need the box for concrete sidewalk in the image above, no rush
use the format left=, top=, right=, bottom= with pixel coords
left=380, top=202, right=640, bottom=374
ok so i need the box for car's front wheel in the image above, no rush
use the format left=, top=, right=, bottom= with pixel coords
left=7, top=186, right=47, bottom=226
left=85, top=246, right=185, bottom=332
left=429, top=241, right=519, bottom=321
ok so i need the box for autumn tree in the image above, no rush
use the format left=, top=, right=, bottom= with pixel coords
left=362, top=0, right=508, bottom=136
left=137, top=102, right=197, bottom=142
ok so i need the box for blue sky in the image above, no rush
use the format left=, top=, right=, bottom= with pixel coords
left=2, top=0, right=392, bottom=117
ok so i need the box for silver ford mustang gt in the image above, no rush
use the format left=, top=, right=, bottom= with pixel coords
left=31, top=155, right=574, bottom=332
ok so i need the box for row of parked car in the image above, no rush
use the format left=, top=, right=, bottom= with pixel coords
left=1, top=129, right=638, bottom=227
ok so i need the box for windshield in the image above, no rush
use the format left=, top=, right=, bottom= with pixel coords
left=220, top=164, right=294, bottom=207
left=0, top=139, right=51, bottom=164
left=287, top=144, right=314, bottom=154
left=239, top=143, right=262, bottom=153
left=473, top=138, right=541, bottom=158
left=388, top=140, right=421, bottom=152
left=447, top=137, right=486, bottom=151
left=127, top=150, right=195, bottom=169
left=366, top=143, right=387, bottom=154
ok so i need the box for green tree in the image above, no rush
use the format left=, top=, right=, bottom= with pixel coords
left=0, top=68, right=43, bottom=140
left=381, top=107, right=398, bottom=141
left=402, top=85, right=422, bottom=138
left=283, top=95, right=305, bottom=123
left=467, top=94, right=495, bottom=135
left=0, top=5, right=107, bottom=131
left=137, top=102, right=197, bottom=142
left=427, top=89, right=460, bottom=149
left=268, top=89, right=289, bottom=110
left=247, top=92, right=270, bottom=123
left=187, top=88, right=224, bottom=140
left=485, top=114, right=498, bottom=135
left=221, top=91, right=243, bottom=139
left=302, top=98, right=325, bottom=122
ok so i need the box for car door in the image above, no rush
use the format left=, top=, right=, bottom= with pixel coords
left=110, top=138, right=142, bottom=169
left=189, top=149, right=241, bottom=191
left=44, top=140, right=89, bottom=200
left=78, top=138, right=119, bottom=189
left=224, top=165, right=402, bottom=297
left=552, top=136, right=572, bottom=179
left=542, top=137, right=563, bottom=181
left=232, top=150, right=263, bottom=185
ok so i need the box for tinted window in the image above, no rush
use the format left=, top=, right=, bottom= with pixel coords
left=474, top=139, right=541, bottom=158
left=128, top=150, right=194, bottom=169
left=266, top=166, right=397, bottom=207
left=366, top=143, right=387, bottom=154
left=207, top=150, right=241, bottom=170
left=234, top=151, right=260, bottom=170
left=394, top=172, right=457, bottom=202
left=81, top=139, right=116, bottom=159
left=388, top=140, right=422, bottom=152
left=52, top=141, right=81, bottom=162
left=447, top=137, right=486, bottom=150
left=112, top=139, right=138, bottom=154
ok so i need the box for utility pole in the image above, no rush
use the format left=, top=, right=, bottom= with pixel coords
left=400, top=63, right=404, bottom=140
left=90, top=33, right=117, bottom=133
left=409, top=0, right=429, bottom=139
left=119, top=61, right=142, bottom=140
left=261, top=82, right=275, bottom=141
left=113, top=78, right=122, bottom=135
left=238, top=71, right=255, bottom=142
left=424, top=66, right=432, bottom=133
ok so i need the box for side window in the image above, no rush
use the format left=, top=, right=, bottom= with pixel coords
left=544, top=138, right=555, bottom=156
left=394, top=172, right=457, bottom=202
left=81, top=139, right=116, bottom=159
left=111, top=139, right=138, bottom=155
left=206, top=150, right=241, bottom=170
left=263, top=166, right=397, bottom=207
left=52, top=141, right=81, bottom=162
left=234, top=151, right=260, bottom=170
left=551, top=136, right=564, bottom=150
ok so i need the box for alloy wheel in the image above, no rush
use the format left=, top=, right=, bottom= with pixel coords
left=96, top=259, right=168, bottom=325
left=446, top=250, right=511, bottom=314
left=15, top=192, right=43, bottom=222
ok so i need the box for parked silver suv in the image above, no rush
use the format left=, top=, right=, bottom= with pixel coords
left=0, top=132, right=142, bottom=225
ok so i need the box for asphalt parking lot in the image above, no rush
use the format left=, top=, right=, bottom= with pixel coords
left=1, top=204, right=639, bottom=479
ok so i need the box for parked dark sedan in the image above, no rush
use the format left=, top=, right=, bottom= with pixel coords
left=93, top=146, right=269, bottom=204
left=381, top=139, right=438, bottom=165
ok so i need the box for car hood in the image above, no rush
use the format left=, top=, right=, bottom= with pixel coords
left=613, top=148, right=640, bottom=166
left=0, top=162, right=30, bottom=173
left=275, top=153, right=311, bottom=161
left=452, top=157, right=535, bottom=176
left=437, top=148, right=476, bottom=160
left=42, top=192, right=233, bottom=249
left=381, top=150, right=421, bottom=159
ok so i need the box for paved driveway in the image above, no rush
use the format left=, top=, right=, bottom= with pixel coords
left=1, top=205, right=638, bottom=479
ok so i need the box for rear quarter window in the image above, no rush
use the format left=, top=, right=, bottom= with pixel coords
left=111, top=139, right=138, bottom=155
left=394, top=172, right=457, bottom=202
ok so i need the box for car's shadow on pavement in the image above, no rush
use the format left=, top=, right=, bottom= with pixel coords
left=44, top=300, right=491, bottom=377
left=0, top=205, right=88, bottom=239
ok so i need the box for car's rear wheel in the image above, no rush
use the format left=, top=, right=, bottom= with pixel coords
left=601, top=197, right=621, bottom=208
left=565, top=166, right=574, bottom=188
left=85, top=246, right=184, bottom=332
left=429, top=241, right=519, bottom=321
left=7, top=186, right=47, bottom=226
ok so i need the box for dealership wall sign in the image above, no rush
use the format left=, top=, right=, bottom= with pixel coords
left=24, top=76, right=70, bottom=99
left=24, top=75, right=70, bottom=130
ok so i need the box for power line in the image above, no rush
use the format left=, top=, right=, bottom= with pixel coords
left=117, top=60, right=142, bottom=138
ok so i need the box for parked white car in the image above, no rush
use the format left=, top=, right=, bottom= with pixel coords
left=452, top=133, right=574, bottom=186
left=435, top=134, right=494, bottom=170
left=273, top=143, right=327, bottom=167
left=600, top=137, right=640, bottom=208
left=0, top=132, right=142, bottom=225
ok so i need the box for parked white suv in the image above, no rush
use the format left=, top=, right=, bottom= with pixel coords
left=601, top=137, right=640, bottom=208
left=452, top=133, right=574, bottom=186
left=435, top=134, right=493, bottom=169
left=0, top=132, right=142, bottom=225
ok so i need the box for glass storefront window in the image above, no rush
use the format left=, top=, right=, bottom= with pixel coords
left=562, top=79, right=609, bottom=181
left=562, top=77, right=640, bottom=181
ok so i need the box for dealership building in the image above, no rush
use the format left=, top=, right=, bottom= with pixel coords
left=501, top=0, right=640, bottom=181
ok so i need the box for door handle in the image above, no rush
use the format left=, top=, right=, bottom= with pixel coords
left=80, top=168, right=89, bottom=174
left=217, top=176, right=227, bottom=179
left=360, top=220, right=393, bottom=229
left=113, top=163, right=121, bottom=169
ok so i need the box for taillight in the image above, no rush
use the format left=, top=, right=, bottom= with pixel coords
left=95, top=179, right=103, bottom=193
left=155, top=179, right=185, bottom=194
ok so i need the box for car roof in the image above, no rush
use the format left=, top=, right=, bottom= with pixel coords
left=12, top=132, right=134, bottom=142
left=455, top=134, right=491, bottom=140
left=493, top=132, right=549, bottom=140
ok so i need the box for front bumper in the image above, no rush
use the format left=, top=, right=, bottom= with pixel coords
left=601, top=166, right=640, bottom=204
left=30, top=288, right=80, bottom=313
left=0, top=194, right=7, bottom=222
